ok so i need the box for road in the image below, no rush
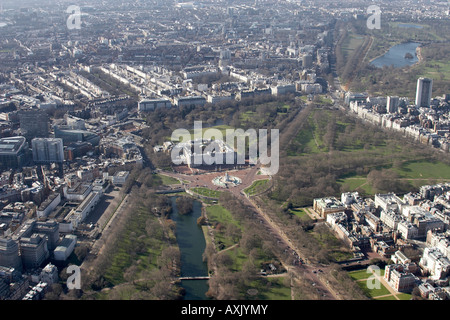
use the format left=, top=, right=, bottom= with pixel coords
left=245, top=196, right=338, bottom=300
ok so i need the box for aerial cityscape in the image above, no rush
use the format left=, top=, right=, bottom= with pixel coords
left=0, top=0, right=450, bottom=306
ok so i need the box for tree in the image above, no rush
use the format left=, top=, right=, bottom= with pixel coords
left=369, top=258, right=387, bottom=269
left=176, top=196, right=194, bottom=215
left=44, top=283, right=63, bottom=300
left=74, top=245, right=89, bottom=262
left=158, top=246, right=181, bottom=273
left=225, top=224, right=241, bottom=243
left=215, top=252, right=233, bottom=269
left=240, top=231, right=262, bottom=254
left=197, top=216, right=207, bottom=226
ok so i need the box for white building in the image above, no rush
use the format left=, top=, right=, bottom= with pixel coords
left=391, top=250, right=411, bottom=264
left=387, top=96, right=400, bottom=113
left=174, top=96, right=207, bottom=108
left=415, top=77, right=433, bottom=108
left=138, top=98, right=172, bottom=112
left=380, top=210, right=402, bottom=230
left=300, top=83, right=322, bottom=94
left=112, top=171, right=129, bottom=186
left=63, top=183, right=93, bottom=201
left=207, top=93, right=234, bottom=104
left=53, top=234, right=77, bottom=261
left=420, top=247, right=450, bottom=279
left=36, top=193, right=61, bottom=218
left=397, top=220, right=419, bottom=240
left=174, top=139, right=236, bottom=168
left=341, top=192, right=360, bottom=206
left=375, top=193, right=405, bottom=213
left=428, top=231, right=450, bottom=260
left=73, top=191, right=102, bottom=222
left=271, top=84, right=296, bottom=96
left=326, top=211, right=348, bottom=226
left=40, top=263, right=59, bottom=285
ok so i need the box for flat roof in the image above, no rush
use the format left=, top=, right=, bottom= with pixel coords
left=0, top=136, right=26, bottom=154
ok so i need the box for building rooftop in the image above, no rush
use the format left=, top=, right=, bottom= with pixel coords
left=0, top=137, right=27, bottom=155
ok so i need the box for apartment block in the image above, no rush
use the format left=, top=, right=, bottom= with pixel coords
left=0, top=237, right=22, bottom=271
left=313, top=197, right=346, bottom=219
left=384, top=263, right=418, bottom=293
left=19, top=234, right=49, bottom=270
left=420, top=247, right=450, bottom=279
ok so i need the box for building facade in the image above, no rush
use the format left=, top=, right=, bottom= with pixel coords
left=0, top=136, right=30, bottom=170
left=384, top=263, right=418, bottom=293
left=138, top=98, right=172, bottom=112
left=31, top=138, right=64, bottom=164
left=19, top=110, right=49, bottom=142
left=313, top=197, right=346, bottom=219
left=415, top=77, right=433, bottom=108
left=0, top=237, right=22, bottom=271
left=19, top=234, right=49, bottom=270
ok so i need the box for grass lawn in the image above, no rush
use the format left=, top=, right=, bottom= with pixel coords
left=206, top=205, right=238, bottom=227
left=224, top=245, right=280, bottom=277
left=103, top=206, right=167, bottom=286
left=313, top=95, right=333, bottom=106
left=227, top=247, right=249, bottom=271
left=288, top=109, right=331, bottom=156
left=419, top=59, right=450, bottom=83
left=288, top=109, right=357, bottom=156
left=341, top=34, right=367, bottom=59
left=156, top=174, right=180, bottom=185
left=202, top=225, right=212, bottom=246
left=246, top=277, right=291, bottom=300
left=338, top=160, right=450, bottom=196
left=241, top=111, right=256, bottom=122
left=168, top=124, right=236, bottom=142
left=394, top=160, right=450, bottom=180
left=289, top=208, right=312, bottom=221
left=397, top=293, right=413, bottom=300
left=329, top=250, right=354, bottom=262
left=356, top=278, right=392, bottom=298
left=348, top=269, right=371, bottom=281
left=375, top=295, right=398, bottom=300
left=289, top=125, right=320, bottom=156
left=191, top=187, right=224, bottom=199
left=349, top=268, right=412, bottom=300
left=205, top=205, right=241, bottom=249
left=337, top=176, right=375, bottom=195
left=244, top=179, right=270, bottom=196
left=300, top=95, right=310, bottom=102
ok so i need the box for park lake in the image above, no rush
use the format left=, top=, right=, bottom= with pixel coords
left=370, top=42, right=421, bottom=68
left=170, top=196, right=210, bottom=300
